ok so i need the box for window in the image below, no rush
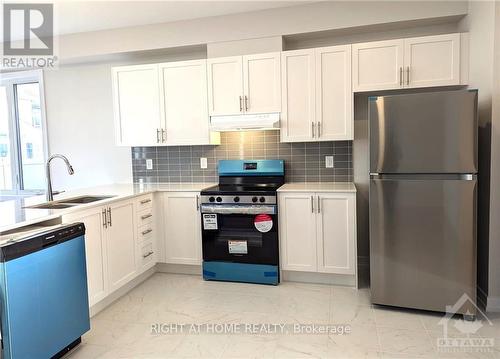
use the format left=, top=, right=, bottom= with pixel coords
left=0, top=70, right=47, bottom=193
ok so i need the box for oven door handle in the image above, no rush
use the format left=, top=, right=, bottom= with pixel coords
left=201, top=204, right=276, bottom=215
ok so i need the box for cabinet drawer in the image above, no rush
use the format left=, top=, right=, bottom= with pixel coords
left=136, top=194, right=153, bottom=211
left=140, top=240, right=155, bottom=268
left=138, top=224, right=154, bottom=243
left=137, top=208, right=153, bottom=226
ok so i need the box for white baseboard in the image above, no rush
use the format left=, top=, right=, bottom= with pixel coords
left=486, top=296, right=500, bottom=313
left=156, top=262, right=202, bottom=275
left=89, top=267, right=156, bottom=317
left=281, top=270, right=356, bottom=286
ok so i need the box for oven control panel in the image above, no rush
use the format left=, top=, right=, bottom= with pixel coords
left=201, top=195, right=276, bottom=205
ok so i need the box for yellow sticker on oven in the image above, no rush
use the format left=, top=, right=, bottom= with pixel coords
left=254, top=214, right=273, bottom=233
left=228, top=240, right=248, bottom=254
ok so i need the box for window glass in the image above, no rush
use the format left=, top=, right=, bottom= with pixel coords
left=0, top=86, right=13, bottom=190
left=15, top=83, right=45, bottom=190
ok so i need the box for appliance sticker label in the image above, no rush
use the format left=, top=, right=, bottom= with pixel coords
left=254, top=214, right=273, bottom=233
left=228, top=240, right=248, bottom=254
left=203, top=214, right=218, bottom=230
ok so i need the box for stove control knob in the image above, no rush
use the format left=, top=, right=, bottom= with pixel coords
left=233, top=196, right=240, bottom=203
left=209, top=197, right=215, bottom=203
left=252, top=197, right=258, bottom=203
left=216, top=197, right=222, bottom=202
left=259, top=197, right=266, bottom=203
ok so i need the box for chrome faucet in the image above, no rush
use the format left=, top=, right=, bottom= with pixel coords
left=46, top=154, right=74, bottom=202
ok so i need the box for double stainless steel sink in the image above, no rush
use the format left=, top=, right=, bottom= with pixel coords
left=26, top=195, right=115, bottom=209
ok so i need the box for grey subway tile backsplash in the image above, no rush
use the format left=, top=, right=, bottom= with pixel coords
left=131, top=130, right=352, bottom=183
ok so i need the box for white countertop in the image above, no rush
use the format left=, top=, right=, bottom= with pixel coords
left=277, top=182, right=356, bottom=193
left=0, top=182, right=216, bottom=233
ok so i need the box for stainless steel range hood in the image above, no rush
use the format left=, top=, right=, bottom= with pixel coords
left=210, top=113, right=280, bottom=131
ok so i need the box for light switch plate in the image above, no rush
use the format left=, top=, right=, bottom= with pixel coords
left=146, top=159, right=153, bottom=170
left=325, top=156, right=334, bottom=168
left=200, top=157, right=208, bottom=169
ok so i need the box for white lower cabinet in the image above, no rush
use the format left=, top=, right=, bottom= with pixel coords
left=279, top=192, right=356, bottom=275
left=163, top=192, right=202, bottom=265
left=62, top=198, right=140, bottom=307
left=105, top=200, right=137, bottom=293
left=63, top=207, right=108, bottom=306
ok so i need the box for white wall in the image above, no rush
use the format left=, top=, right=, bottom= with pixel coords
left=43, top=64, right=132, bottom=190
left=55, top=1, right=467, bottom=62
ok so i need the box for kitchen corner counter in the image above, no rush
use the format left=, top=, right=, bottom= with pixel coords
left=0, top=182, right=216, bottom=233
left=277, top=182, right=356, bottom=193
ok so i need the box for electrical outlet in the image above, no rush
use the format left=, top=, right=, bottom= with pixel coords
left=200, top=157, right=208, bottom=169
left=325, top=156, right=334, bottom=168
left=146, top=159, right=153, bottom=170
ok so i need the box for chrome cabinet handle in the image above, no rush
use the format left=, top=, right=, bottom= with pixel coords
left=317, top=196, right=321, bottom=213
left=311, top=196, right=314, bottom=213
left=141, top=213, right=152, bottom=220
left=399, top=67, right=403, bottom=86
left=311, top=122, right=315, bottom=138
left=196, top=195, right=200, bottom=211
left=140, top=198, right=151, bottom=205
left=317, top=122, right=321, bottom=137
left=107, top=207, right=112, bottom=227
left=102, top=208, right=107, bottom=229
left=143, top=251, right=154, bottom=259
left=141, top=228, right=153, bottom=236
left=239, top=96, right=243, bottom=112
left=156, top=128, right=161, bottom=143
left=406, top=66, right=410, bottom=86
left=161, top=129, right=166, bottom=143
left=244, top=96, right=248, bottom=111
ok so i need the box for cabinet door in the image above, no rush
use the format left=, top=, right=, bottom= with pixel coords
left=111, top=64, right=162, bottom=146
left=63, top=208, right=107, bottom=306
left=316, top=193, right=356, bottom=275
left=404, top=33, right=460, bottom=88
left=207, top=56, right=243, bottom=116
left=160, top=60, right=210, bottom=145
left=352, top=39, right=404, bottom=91
left=106, top=200, right=137, bottom=292
left=279, top=193, right=317, bottom=272
left=242, top=52, right=281, bottom=114
left=280, top=49, right=315, bottom=142
left=315, top=45, right=353, bottom=141
left=163, top=192, right=201, bottom=265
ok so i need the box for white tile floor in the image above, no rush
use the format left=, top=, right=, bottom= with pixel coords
left=69, top=273, right=500, bottom=358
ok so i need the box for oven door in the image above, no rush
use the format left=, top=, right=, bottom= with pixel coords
left=201, top=204, right=278, bottom=265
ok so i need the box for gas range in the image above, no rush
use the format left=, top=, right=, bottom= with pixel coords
left=200, top=159, right=284, bottom=285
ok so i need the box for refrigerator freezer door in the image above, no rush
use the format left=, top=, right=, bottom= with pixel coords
left=369, top=177, right=477, bottom=314
left=370, top=90, right=477, bottom=174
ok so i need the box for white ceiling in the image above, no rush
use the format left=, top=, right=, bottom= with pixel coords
left=41, top=1, right=309, bottom=38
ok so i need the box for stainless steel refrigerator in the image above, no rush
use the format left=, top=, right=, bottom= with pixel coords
left=369, top=89, right=478, bottom=316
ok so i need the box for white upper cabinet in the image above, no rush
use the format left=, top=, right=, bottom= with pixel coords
left=207, top=52, right=281, bottom=116
left=352, top=39, right=405, bottom=92
left=281, top=47, right=353, bottom=143
left=159, top=60, right=211, bottom=145
left=353, top=33, right=465, bottom=91
left=242, top=53, right=281, bottom=114
left=207, top=56, right=243, bottom=116
left=280, top=49, right=316, bottom=142
left=112, top=60, right=217, bottom=146
left=315, top=45, right=353, bottom=141
left=404, top=33, right=460, bottom=88
left=112, top=64, right=162, bottom=146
